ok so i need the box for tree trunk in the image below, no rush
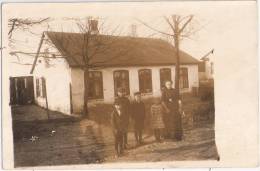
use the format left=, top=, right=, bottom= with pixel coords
left=174, top=24, right=180, bottom=102
left=173, top=18, right=183, bottom=139
left=83, top=67, right=89, bottom=118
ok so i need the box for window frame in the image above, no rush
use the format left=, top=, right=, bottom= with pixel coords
left=179, top=67, right=189, bottom=89
left=160, top=68, right=172, bottom=89
left=138, top=69, right=153, bottom=94
left=36, top=78, right=40, bottom=97
left=113, top=70, right=130, bottom=96
left=88, top=71, right=104, bottom=100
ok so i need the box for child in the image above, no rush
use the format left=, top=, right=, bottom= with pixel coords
left=111, top=102, right=124, bottom=157
left=150, top=98, right=165, bottom=142
left=131, top=92, right=146, bottom=146
left=115, top=88, right=130, bottom=149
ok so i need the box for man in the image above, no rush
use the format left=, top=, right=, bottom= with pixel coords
left=161, top=80, right=183, bottom=141
left=131, top=92, right=146, bottom=146
left=114, top=88, right=130, bottom=149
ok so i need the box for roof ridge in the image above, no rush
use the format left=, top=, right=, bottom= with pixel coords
left=45, top=31, right=170, bottom=43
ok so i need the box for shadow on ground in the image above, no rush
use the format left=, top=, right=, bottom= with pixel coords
left=12, top=103, right=219, bottom=167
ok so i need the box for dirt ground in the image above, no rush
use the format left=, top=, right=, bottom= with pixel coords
left=12, top=105, right=219, bottom=168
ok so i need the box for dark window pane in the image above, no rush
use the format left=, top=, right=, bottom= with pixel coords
left=179, top=68, right=189, bottom=88
left=41, top=77, right=46, bottom=98
left=36, top=78, right=40, bottom=97
left=160, top=68, right=172, bottom=89
left=113, top=70, right=130, bottom=96
left=138, top=69, right=152, bottom=93
left=88, top=71, right=104, bottom=99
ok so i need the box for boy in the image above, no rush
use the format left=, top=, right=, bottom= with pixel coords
left=150, top=98, right=165, bottom=142
left=111, top=102, right=124, bottom=157
left=114, top=88, right=130, bottom=149
left=131, top=92, right=146, bottom=146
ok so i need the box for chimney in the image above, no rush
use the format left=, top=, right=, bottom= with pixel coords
left=88, top=18, right=99, bottom=34
left=129, top=24, right=137, bottom=37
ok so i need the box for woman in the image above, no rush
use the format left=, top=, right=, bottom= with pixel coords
left=161, top=80, right=183, bottom=141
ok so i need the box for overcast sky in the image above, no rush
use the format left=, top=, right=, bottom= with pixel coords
left=2, top=1, right=257, bottom=76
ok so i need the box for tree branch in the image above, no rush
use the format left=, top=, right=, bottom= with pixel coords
left=135, top=18, right=174, bottom=37
left=179, top=15, right=193, bottom=33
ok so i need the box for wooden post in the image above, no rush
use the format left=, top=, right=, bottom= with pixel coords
left=42, top=78, right=50, bottom=120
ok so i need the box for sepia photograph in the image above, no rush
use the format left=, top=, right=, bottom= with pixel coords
left=1, top=1, right=258, bottom=169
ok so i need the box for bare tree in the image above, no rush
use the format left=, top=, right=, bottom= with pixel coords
left=138, top=15, right=199, bottom=136
left=8, top=18, right=50, bottom=39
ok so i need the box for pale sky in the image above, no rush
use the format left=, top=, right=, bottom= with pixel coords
left=2, top=1, right=257, bottom=76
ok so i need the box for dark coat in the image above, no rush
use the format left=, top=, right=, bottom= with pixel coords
left=161, top=87, right=183, bottom=138
left=111, top=109, right=124, bottom=134
left=131, top=101, right=146, bottom=130
left=115, top=96, right=131, bottom=128
left=161, top=87, right=178, bottom=111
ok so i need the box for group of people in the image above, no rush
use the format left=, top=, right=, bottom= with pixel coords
left=110, top=81, right=183, bottom=157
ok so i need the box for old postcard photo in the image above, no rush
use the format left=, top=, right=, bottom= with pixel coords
left=1, top=1, right=259, bottom=169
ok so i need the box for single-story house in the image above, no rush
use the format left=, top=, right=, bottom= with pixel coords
left=31, top=31, right=200, bottom=115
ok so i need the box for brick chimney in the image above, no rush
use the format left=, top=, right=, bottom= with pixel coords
left=129, top=24, right=137, bottom=37
left=88, top=18, right=99, bottom=34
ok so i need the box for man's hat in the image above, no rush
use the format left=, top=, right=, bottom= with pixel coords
left=134, top=91, right=141, bottom=96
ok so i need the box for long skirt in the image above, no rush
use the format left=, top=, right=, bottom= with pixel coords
left=163, top=110, right=183, bottom=140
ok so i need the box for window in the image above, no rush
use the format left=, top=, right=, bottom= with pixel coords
left=41, top=77, right=46, bottom=98
left=88, top=71, right=104, bottom=99
left=114, top=70, right=130, bottom=96
left=160, top=68, right=172, bottom=89
left=36, top=77, right=46, bottom=98
left=36, top=78, right=40, bottom=97
left=179, top=68, right=189, bottom=89
left=138, top=69, right=152, bottom=93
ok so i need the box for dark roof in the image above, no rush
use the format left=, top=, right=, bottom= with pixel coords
left=45, top=31, right=199, bottom=68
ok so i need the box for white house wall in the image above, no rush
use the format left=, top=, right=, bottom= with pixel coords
left=70, top=64, right=199, bottom=113
left=70, top=68, right=84, bottom=114
left=33, top=37, right=72, bottom=115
